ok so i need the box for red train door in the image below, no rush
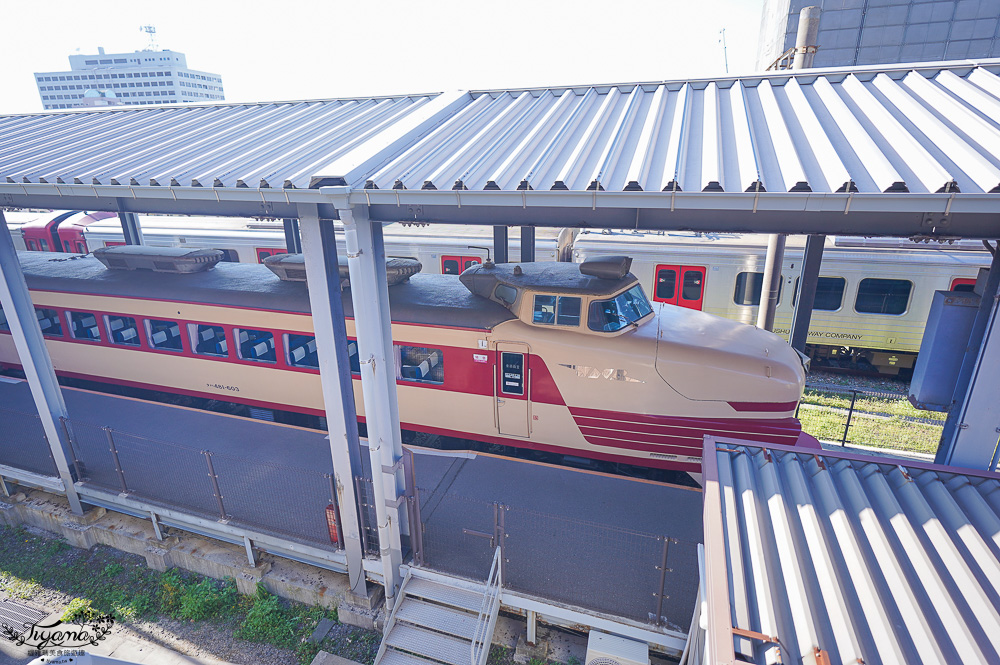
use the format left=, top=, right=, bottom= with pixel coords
left=951, top=277, right=977, bottom=292
left=442, top=255, right=482, bottom=275
left=653, top=264, right=706, bottom=310
left=256, top=247, right=287, bottom=263
left=496, top=343, right=530, bottom=438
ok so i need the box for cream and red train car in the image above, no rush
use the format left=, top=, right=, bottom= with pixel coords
left=0, top=249, right=812, bottom=472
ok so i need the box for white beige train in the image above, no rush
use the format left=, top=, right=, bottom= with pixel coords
left=6, top=209, right=991, bottom=375
left=0, top=248, right=814, bottom=473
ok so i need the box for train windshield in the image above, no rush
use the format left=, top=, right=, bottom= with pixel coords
left=588, top=285, right=653, bottom=332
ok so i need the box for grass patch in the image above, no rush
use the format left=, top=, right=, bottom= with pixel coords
left=801, top=389, right=938, bottom=421
left=0, top=526, right=373, bottom=664
left=799, top=407, right=942, bottom=454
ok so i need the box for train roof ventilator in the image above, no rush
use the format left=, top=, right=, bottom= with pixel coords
left=262, top=252, right=422, bottom=286
left=93, top=246, right=223, bottom=273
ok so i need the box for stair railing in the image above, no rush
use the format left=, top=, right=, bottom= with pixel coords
left=470, top=546, right=503, bottom=665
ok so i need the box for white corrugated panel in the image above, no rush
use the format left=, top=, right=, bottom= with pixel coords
left=2, top=61, right=1000, bottom=195
left=0, top=95, right=440, bottom=189
left=704, top=442, right=1000, bottom=665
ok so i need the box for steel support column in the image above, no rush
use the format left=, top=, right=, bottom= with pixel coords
left=283, top=218, right=302, bottom=254
left=0, top=210, right=83, bottom=514
left=789, top=234, right=825, bottom=352
left=116, top=200, right=144, bottom=245
left=493, top=226, right=508, bottom=264
left=297, top=203, right=368, bottom=598
left=520, top=226, right=535, bottom=263
left=756, top=234, right=785, bottom=331
left=338, top=202, right=405, bottom=610
left=937, top=247, right=1000, bottom=469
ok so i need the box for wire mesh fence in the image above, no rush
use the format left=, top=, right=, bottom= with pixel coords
left=0, top=407, right=56, bottom=477
left=354, top=476, right=380, bottom=557
left=798, top=383, right=943, bottom=456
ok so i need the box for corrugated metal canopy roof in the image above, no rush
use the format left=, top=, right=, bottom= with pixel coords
left=0, top=93, right=446, bottom=189
left=2, top=60, right=1000, bottom=196
left=702, top=438, right=1000, bottom=665
left=353, top=63, right=1000, bottom=194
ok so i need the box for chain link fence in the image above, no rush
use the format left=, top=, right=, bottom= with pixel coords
left=0, top=407, right=56, bottom=477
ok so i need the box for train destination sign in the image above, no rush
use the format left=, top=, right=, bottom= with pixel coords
left=501, top=352, right=524, bottom=395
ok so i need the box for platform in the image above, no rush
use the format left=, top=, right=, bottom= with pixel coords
left=0, top=378, right=701, bottom=634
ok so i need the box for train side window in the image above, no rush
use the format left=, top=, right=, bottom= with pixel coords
left=63, top=240, right=73, bottom=252
left=656, top=268, right=677, bottom=300
left=792, top=276, right=846, bottom=311
left=190, top=324, right=228, bottom=357
left=494, top=284, right=518, bottom=306
left=348, top=340, right=360, bottom=373
left=286, top=333, right=318, bottom=368
left=463, top=258, right=481, bottom=271
left=557, top=296, right=581, bottom=326
left=106, top=315, right=140, bottom=346
left=216, top=249, right=239, bottom=262
left=34, top=308, right=62, bottom=337
left=256, top=248, right=286, bottom=264
left=855, top=278, right=912, bottom=315
left=39, top=239, right=49, bottom=251
left=734, top=272, right=782, bottom=306
left=442, top=258, right=461, bottom=274
left=147, top=319, right=184, bottom=351
left=75, top=241, right=87, bottom=254
left=682, top=270, right=703, bottom=300
left=533, top=295, right=557, bottom=324
left=0, top=305, right=8, bottom=332
left=397, top=345, right=443, bottom=384
left=68, top=311, right=101, bottom=341
left=236, top=328, right=276, bottom=363
left=26, top=240, right=37, bottom=251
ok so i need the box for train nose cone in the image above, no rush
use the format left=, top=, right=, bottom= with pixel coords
left=654, top=306, right=806, bottom=410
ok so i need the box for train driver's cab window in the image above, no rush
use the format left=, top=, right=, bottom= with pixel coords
left=147, top=319, right=183, bottom=351
left=35, top=308, right=62, bottom=337
left=493, top=284, right=518, bottom=306
left=588, top=285, right=653, bottom=332
left=533, top=295, right=582, bottom=326
left=236, top=328, right=276, bottom=363
left=286, top=334, right=318, bottom=368
left=191, top=324, right=228, bottom=357
left=792, top=277, right=846, bottom=311
left=396, top=345, right=443, bottom=384
left=106, top=315, right=140, bottom=346
left=69, top=312, right=102, bottom=341
left=855, top=278, right=912, bottom=315
left=734, top=272, right=782, bottom=306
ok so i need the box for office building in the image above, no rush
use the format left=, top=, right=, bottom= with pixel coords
left=757, top=0, right=1000, bottom=69
left=34, top=47, right=225, bottom=110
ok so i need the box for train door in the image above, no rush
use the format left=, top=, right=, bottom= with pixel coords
left=442, top=255, right=482, bottom=275
left=951, top=277, right=977, bottom=292
left=256, top=247, right=287, bottom=263
left=652, top=264, right=706, bottom=310
left=496, top=342, right=530, bottom=438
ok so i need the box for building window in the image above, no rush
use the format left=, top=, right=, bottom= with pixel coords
left=286, top=334, right=318, bottom=368
left=106, top=315, right=140, bottom=346
left=191, top=324, right=228, bottom=357
left=147, top=319, right=183, bottom=351
left=398, top=346, right=443, bottom=384
left=236, top=328, right=276, bottom=363
left=855, top=278, right=912, bottom=315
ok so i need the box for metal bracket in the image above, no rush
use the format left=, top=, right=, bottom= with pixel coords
left=921, top=212, right=950, bottom=227
left=384, top=495, right=406, bottom=510
left=463, top=528, right=495, bottom=548
left=347, top=250, right=363, bottom=258
left=381, top=457, right=404, bottom=476
left=406, top=205, right=422, bottom=217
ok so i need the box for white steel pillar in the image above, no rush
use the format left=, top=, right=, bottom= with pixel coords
left=0, top=211, right=83, bottom=514
left=297, top=204, right=369, bottom=599
left=337, top=198, right=406, bottom=610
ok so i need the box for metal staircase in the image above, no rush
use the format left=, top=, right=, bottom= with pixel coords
left=375, top=548, right=503, bottom=665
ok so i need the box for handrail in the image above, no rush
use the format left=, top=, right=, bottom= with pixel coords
left=470, top=546, right=502, bottom=665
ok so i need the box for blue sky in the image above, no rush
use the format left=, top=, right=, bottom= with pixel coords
left=1, top=0, right=765, bottom=114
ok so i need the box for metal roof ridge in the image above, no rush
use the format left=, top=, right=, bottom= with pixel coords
left=463, top=58, right=1000, bottom=97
